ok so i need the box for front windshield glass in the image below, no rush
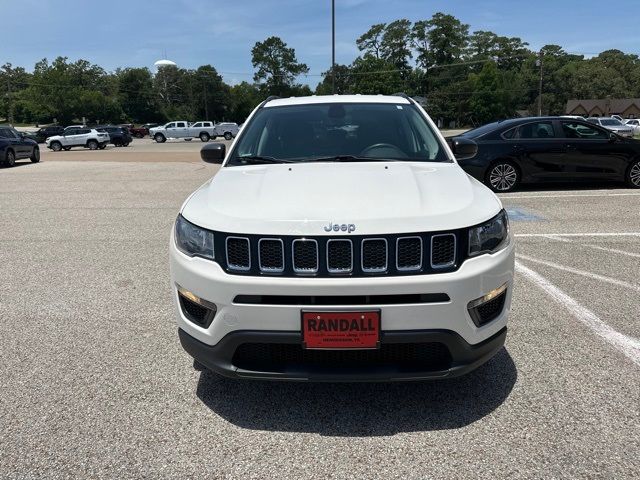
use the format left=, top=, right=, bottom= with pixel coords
left=228, top=102, right=450, bottom=165
left=601, top=119, right=622, bottom=126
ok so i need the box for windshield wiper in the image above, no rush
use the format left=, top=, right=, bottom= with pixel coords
left=234, top=155, right=294, bottom=165
left=300, top=155, right=401, bottom=163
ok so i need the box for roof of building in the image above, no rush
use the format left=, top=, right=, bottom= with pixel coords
left=566, top=98, right=640, bottom=113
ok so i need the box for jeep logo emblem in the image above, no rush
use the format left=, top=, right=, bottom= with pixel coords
left=324, top=222, right=356, bottom=233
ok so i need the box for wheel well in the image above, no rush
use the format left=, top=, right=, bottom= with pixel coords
left=86, top=139, right=98, bottom=145
left=199, top=131, right=209, bottom=136
left=626, top=156, right=640, bottom=177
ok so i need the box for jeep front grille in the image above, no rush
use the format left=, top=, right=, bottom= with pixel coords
left=217, top=232, right=461, bottom=277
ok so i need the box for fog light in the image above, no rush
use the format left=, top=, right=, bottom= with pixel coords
left=177, top=285, right=217, bottom=327
left=467, top=283, right=508, bottom=327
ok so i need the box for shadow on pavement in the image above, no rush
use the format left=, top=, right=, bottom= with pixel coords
left=196, top=348, right=517, bottom=436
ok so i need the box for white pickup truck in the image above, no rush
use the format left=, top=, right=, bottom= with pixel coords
left=150, top=121, right=239, bottom=143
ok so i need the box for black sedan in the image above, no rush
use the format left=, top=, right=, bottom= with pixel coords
left=0, top=126, right=40, bottom=167
left=455, top=117, right=640, bottom=192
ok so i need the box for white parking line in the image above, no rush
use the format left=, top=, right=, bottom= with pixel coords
left=501, top=192, right=640, bottom=199
left=516, top=254, right=640, bottom=293
left=516, top=233, right=640, bottom=238
left=516, top=261, right=640, bottom=367
left=543, top=235, right=640, bottom=258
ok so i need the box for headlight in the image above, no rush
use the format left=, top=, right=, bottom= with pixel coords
left=175, top=215, right=215, bottom=260
left=468, top=210, right=510, bottom=257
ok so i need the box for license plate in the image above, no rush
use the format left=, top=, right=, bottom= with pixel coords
left=301, top=310, right=380, bottom=349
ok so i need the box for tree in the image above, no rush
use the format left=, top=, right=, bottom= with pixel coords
left=228, top=82, right=261, bottom=122
left=118, top=68, right=162, bottom=123
left=315, top=64, right=352, bottom=95
left=414, top=13, right=469, bottom=69
left=349, top=55, right=403, bottom=95
left=251, top=36, right=309, bottom=96
left=0, top=63, right=31, bottom=123
left=380, top=19, right=413, bottom=71
left=356, top=23, right=386, bottom=59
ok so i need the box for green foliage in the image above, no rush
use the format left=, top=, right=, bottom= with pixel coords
left=251, top=36, right=309, bottom=97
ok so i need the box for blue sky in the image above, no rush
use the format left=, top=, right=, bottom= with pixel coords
left=2, top=0, right=639, bottom=86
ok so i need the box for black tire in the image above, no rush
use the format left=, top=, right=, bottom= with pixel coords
left=87, top=140, right=98, bottom=150
left=99, top=144, right=106, bottom=150
left=485, top=161, right=520, bottom=193
left=123, top=142, right=130, bottom=147
left=30, top=147, right=40, bottom=163
left=199, top=132, right=210, bottom=142
left=154, top=133, right=166, bottom=143
left=224, top=132, right=233, bottom=141
left=626, top=159, right=640, bottom=188
left=63, top=146, right=71, bottom=151
left=211, top=135, right=217, bottom=140
left=4, top=149, right=16, bottom=167
left=135, top=132, right=144, bottom=138
left=51, top=141, right=63, bottom=152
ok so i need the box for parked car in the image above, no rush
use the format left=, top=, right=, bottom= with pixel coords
left=149, top=121, right=190, bottom=143
left=96, top=125, right=132, bottom=146
left=45, top=128, right=110, bottom=151
left=0, top=125, right=40, bottom=167
left=29, top=125, right=65, bottom=143
left=586, top=117, right=635, bottom=138
left=456, top=116, right=640, bottom=192
left=64, top=124, right=86, bottom=131
left=624, top=119, right=640, bottom=136
left=187, top=121, right=217, bottom=142
left=171, top=94, right=515, bottom=381
left=127, top=123, right=159, bottom=138
left=213, top=122, right=239, bottom=140
left=611, top=115, right=624, bottom=122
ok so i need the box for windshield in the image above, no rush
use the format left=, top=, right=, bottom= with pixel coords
left=601, top=119, right=623, bottom=126
left=228, top=102, right=450, bottom=165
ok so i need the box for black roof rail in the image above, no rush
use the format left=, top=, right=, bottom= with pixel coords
left=258, top=95, right=280, bottom=108
left=392, top=92, right=416, bottom=103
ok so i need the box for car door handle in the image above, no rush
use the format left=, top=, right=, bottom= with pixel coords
left=565, top=144, right=577, bottom=150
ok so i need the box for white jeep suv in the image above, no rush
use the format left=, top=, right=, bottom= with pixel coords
left=170, top=94, right=515, bottom=381
left=46, top=127, right=110, bottom=151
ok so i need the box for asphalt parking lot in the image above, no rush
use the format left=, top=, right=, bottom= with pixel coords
left=1, top=147, right=639, bottom=478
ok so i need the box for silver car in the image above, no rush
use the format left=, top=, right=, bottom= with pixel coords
left=586, top=117, right=635, bottom=138
left=624, top=119, right=640, bottom=136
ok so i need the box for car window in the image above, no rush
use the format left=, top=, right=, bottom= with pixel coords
left=231, top=102, right=449, bottom=164
left=0, top=128, right=14, bottom=139
left=502, top=127, right=517, bottom=139
left=176, top=122, right=186, bottom=128
left=601, top=119, right=622, bottom=126
left=586, top=118, right=599, bottom=124
left=517, top=121, right=556, bottom=139
left=192, top=122, right=202, bottom=128
left=166, top=123, right=176, bottom=128
left=561, top=122, right=609, bottom=140
left=65, top=129, right=79, bottom=135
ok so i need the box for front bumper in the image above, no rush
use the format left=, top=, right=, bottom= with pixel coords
left=179, top=326, right=507, bottom=382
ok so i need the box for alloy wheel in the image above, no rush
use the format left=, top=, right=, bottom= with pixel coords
left=630, top=163, right=640, bottom=187
left=489, top=163, right=518, bottom=191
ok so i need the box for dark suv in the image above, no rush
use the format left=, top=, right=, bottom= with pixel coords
left=31, top=126, right=65, bottom=143
left=96, top=126, right=133, bottom=147
left=0, top=126, right=40, bottom=167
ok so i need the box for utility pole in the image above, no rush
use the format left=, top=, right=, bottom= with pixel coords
left=331, top=0, right=336, bottom=94
left=203, top=84, right=209, bottom=121
left=6, top=76, right=14, bottom=125
left=537, top=50, right=543, bottom=116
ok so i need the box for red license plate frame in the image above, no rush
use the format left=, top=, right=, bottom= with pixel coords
left=301, top=310, right=381, bottom=350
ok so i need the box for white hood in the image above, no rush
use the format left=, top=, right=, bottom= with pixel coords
left=181, top=162, right=503, bottom=236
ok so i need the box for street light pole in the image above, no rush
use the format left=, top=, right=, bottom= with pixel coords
left=332, top=0, right=336, bottom=94
left=537, top=50, right=543, bottom=116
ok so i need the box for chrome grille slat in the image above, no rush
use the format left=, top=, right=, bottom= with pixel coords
left=361, top=238, right=388, bottom=273
left=431, top=233, right=456, bottom=268
left=292, top=239, right=319, bottom=274
left=226, top=237, right=251, bottom=271
left=396, top=236, right=423, bottom=271
left=258, top=238, right=284, bottom=273
left=326, top=239, right=353, bottom=273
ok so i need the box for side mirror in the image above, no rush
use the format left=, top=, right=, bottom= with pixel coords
left=201, top=143, right=226, bottom=164
left=609, top=132, right=618, bottom=143
left=449, top=137, right=478, bottom=161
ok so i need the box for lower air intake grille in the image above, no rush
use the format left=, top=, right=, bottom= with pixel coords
left=468, top=290, right=507, bottom=327
left=232, top=342, right=452, bottom=372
